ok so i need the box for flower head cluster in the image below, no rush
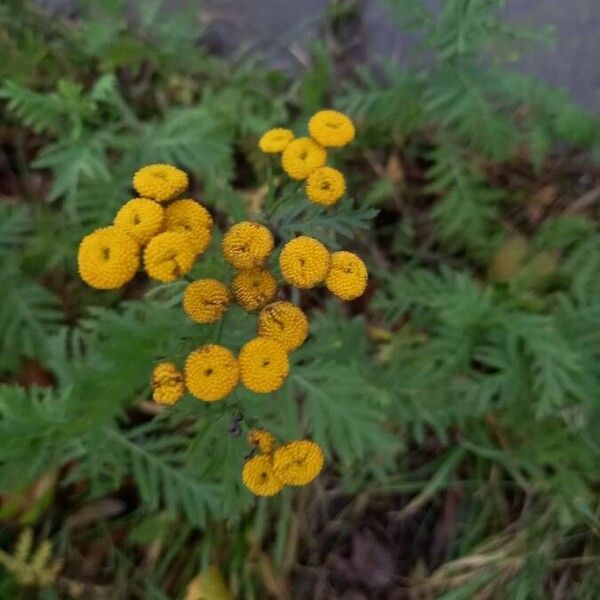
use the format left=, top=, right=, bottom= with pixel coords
left=151, top=362, right=185, bottom=405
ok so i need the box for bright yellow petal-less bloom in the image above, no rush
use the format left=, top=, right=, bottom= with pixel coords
left=239, top=337, right=289, bottom=394
left=185, top=344, right=239, bottom=402
left=143, top=231, right=196, bottom=282
left=325, top=251, right=368, bottom=300
left=258, top=128, right=294, bottom=154
left=113, top=198, right=165, bottom=245
left=183, top=279, right=230, bottom=323
left=281, top=137, right=327, bottom=180
left=133, top=163, right=188, bottom=202
left=308, top=109, right=355, bottom=148
left=232, top=268, right=278, bottom=312
left=279, top=236, right=330, bottom=289
left=78, top=226, right=140, bottom=290
left=248, top=429, right=276, bottom=454
left=164, top=199, right=212, bottom=255
left=222, top=221, right=274, bottom=269
left=151, top=362, right=185, bottom=405
left=305, top=166, right=346, bottom=206
left=272, top=440, right=325, bottom=486
left=242, top=454, right=284, bottom=497
left=258, top=301, right=309, bottom=351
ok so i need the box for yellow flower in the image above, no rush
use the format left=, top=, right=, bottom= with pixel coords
left=143, top=231, right=196, bottom=282
left=151, top=362, right=184, bottom=405
left=248, top=428, right=276, bottom=454
left=222, top=221, right=274, bottom=269
left=258, top=128, right=294, bottom=154
left=239, top=337, right=289, bottom=394
left=232, top=268, right=277, bottom=312
left=272, top=440, right=325, bottom=486
left=113, top=198, right=165, bottom=245
left=242, top=454, right=284, bottom=497
left=185, top=344, right=239, bottom=402
left=325, top=251, right=368, bottom=300
left=279, top=236, right=330, bottom=289
left=281, top=137, right=327, bottom=180
left=164, top=199, right=212, bottom=255
left=133, top=163, right=188, bottom=202
left=258, top=301, right=309, bottom=351
left=183, top=279, right=230, bottom=323
left=305, top=166, right=346, bottom=206
left=308, top=109, right=355, bottom=148
left=77, top=226, right=140, bottom=290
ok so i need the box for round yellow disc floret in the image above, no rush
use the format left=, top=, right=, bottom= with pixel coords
left=272, top=440, right=325, bottom=486
left=258, top=301, right=309, bottom=351
left=306, top=167, right=346, bottom=206
left=222, top=221, right=274, bottom=269
left=78, top=226, right=140, bottom=290
left=232, top=269, right=278, bottom=312
left=242, top=454, right=284, bottom=497
left=258, top=128, right=294, bottom=154
left=279, top=236, right=330, bottom=289
left=183, top=279, right=230, bottom=323
left=325, top=251, right=368, bottom=300
left=143, top=231, right=196, bottom=282
left=185, top=344, right=239, bottom=402
left=114, top=198, right=165, bottom=245
left=151, top=362, right=185, bottom=405
left=281, top=137, right=327, bottom=180
left=239, top=337, right=289, bottom=394
left=133, top=163, right=188, bottom=202
left=164, top=199, right=212, bottom=255
left=248, top=429, right=276, bottom=454
left=308, top=109, right=355, bottom=148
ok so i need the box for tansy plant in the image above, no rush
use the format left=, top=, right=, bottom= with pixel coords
left=76, top=109, right=367, bottom=497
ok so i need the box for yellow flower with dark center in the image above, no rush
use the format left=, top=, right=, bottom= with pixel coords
left=242, top=454, right=284, bottom=497
left=78, top=226, right=140, bottom=290
left=325, top=251, right=368, bottom=300
left=281, top=137, right=327, bottom=180
left=143, top=231, right=196, bottom=282
left=239, top=336, right=289, bottom=393
left=306, top=166, right=346, bottom=206
left=164, top=199, right=212, bottom=255
left=258, top=301, right=309, bottom=351
left=308, top=109, right=355, bottom=148
left=133, top=163, right=188, bottom=202
left=279, top=236, right=330, bottom=289
left=114, top=198, right=165, bottom=245
left=248, top=428, right=276, bottom=454
left=272, top=440, right=325, bottom=486
left=185, top=344, right=239, bottom=402
left=151, top=362, right=185, bottom=405
left=258, top=128, right=294, bottom=154
left=232, top=269, right=277, bottom=312
left=183, top=279, right=230, bottom=323
left=222, top=221, right=274, bottom=269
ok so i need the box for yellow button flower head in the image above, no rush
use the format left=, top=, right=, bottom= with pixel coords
left=248, top=428, right=276, bottom=454
left=273, top=440, right=325, bottom=486
left=325, top=251, right=368, bottom=300
left=258, top=301, right=309, bottom=351
left=185, top=344, right=239, bottom=402
left=306, top=166, right=346, bottom=207
left=78, top=226, right=140, bottom=290
left=239, top=337, right=289, bottom=394
left=143, top=231, right=196, bottom=282
left=151, top=362, right=185, bottom=405
left=164, top=199, right=213, bottom=255
left=258, top=128, right=294, bottom=154
left=232, top=268, right=277, bottom=312
left=114, top=198, right=165, bottom=245
left=242, top=454, right=284, bottom=497
left=222, top=221, right=274, bottom=269
left=183, top=279, right=230, bottom=323
left=279, top=236, right=330, bottom=289
left=308, top=109, right=355, bottom=148
left=133, top=163, right=188, bottom=202
left=281, top=137, right=327, bottom=180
